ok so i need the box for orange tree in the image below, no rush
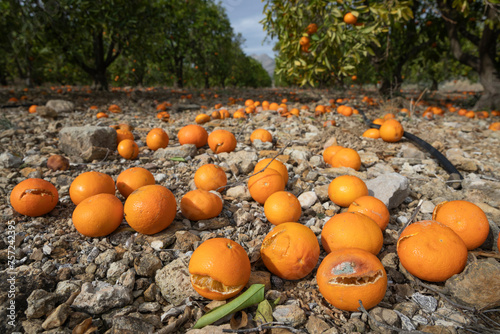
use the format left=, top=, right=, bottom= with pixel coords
left=435, top=0, right=500, bottom=110
left=261, top=0, right=413, bottom=87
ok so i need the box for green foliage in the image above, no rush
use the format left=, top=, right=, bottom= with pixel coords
left=261, top=0, right=413, bottom=87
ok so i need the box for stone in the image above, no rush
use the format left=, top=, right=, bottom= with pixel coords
left=0, top=152, right=22, bottom=168
left=305, top=315, right=332, bottom=334
left=138, top=302, right=161, bottom=313
left=153, top=144, right=197, bottom=159
left=22, top=319, right=44, bottom=334
left=445, top=258, right=500, bottom=309
left=284, top=146, right=312, bottom=162
left=400, top=143, right=426, bottom=159
left=223, top=150, right=258, bottom=174
left=420, top=200, right=435, bottom=214
left=252, top=139, right=273, bottom=150
left=59, top=126, right=117, bottom=161
left=134, top=254, right=163, bottom=277
left=368, top=307, right=401, bottom=334
left=55, top=280, right=82, bottom=302
left=94, top=249, right=117, bottom=265
left=117, top=268, right=136, bottom=291
left=155, top=256, right=198, bottom=305
left=110, top=315, right=155, bottom=333
left=107, top=262, right=128, bottom=281
left=272, top=304, right=307, bottom=327
left=25, top=289, right=58, bottom=319
left=36, top=106, right=58, bottom=118
left=71, top=281, right=133, bottom=314
left=411, top=292, right=437, bottom=313
left=394, top=310, right=415, bottom=331
left=186, top=324, right=232, bottom=333
left=46, top=99, right=74, bottom=113
left=366, top=173, right=410, bottom=209
left=234, top=208, right=254, bottom=226
left=226, top=185, right=252, bottom=201
left=246, top=271, right=271, bottom=291
left=42, top=304, right=71, bottom=330
left=298, top=191, right=317, bottom=209
left=30, top=248, right=44, bottom=261
left=314, top=184, right=330, bottom=202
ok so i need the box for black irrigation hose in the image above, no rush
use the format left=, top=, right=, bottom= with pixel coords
left=1, top=103, right=35, bottom=109
left=358, top=109, right=464, bottom=190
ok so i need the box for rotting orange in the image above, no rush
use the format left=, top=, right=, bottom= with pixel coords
left=108, top=104, right=122, bottom=113
left=348, top=196, right=390, bottom=231
left=362, top=128, right=380, bottom=139
left=253, top=158, right=289, bottom=185
left=189, top=238, right=251, bottom=300
left=432, top=200, right=490, bottom=250
left=260, top=222, right=320, bottom=280
left=72, top=193, right=123, bottom=237
left=194, top=164, right=227, bottom=192
left=181, top=189, right=223, bottom=221
left=248, top=168, right=286, bottom=204
left=146, top=128, right=169, bottom=151
left=317, top=248, right=387, bottom=312
left=10, top=178, right=59, bottom=217
left=328, top=175, right=369, bottom=207
left=69, top=171, right=115, bottom=206
left=117, top=139, right=139, bottom=160
left=264, top=191, right=302, bottom=225
left=489, top=122, right=500, bottom=131
left=397, top=220, right=468, bottom=282
left=124, top=185, right=177, bottom=235
left=116, top=129, right=134, bottom=144
left=330, top=148, right=362, bottom=171
left=321, top=212, right=383, bottom=255
left=116, top=167, right=155, bottom=199
left=250, top=129, right=273, bottom=143
left=208, top=129, right=237, bottom=154
left=322, top=145, right=344, bottom=165
left=195, top=114, right=211, bottom=124
left=178, top=124, right=209, bottom=148
left=379, top=119, right=404, bottom=143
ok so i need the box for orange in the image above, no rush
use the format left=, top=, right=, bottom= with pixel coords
left=96, top=112, right=108, bottom=119
left=362, top=128, right=380, bottom=139
left=330, top=148, right=362, bottom=170
left=317, top=248, right=387, bottom=311
left=116, top=129, right=134, bottom=144
left=208, top=129, right=237, bottom=154
left=28, top=105, right=37, bottom=113
left=233, top=110, right=246, bottom=119
left=372, top=118, right=385, bottom=126
left=189, top=238, right=251, bottom=300
left=322, top=145, right=344, bottom=165
left=328, top=175, right=368, bottom=207
left=383, top=113, right=396, bottom=120
left=69, top=171, right=115, bottom=205
left=195, top=114, right=211, bottom=124
left=379, top=119, right=404, bottom=143
left=124, top=185, right=177, bottom=235
left=306, top=23, right=318, bottom=34
left=397, top=220, right=468, bottom=282
left=248, top=168, right=285, bottom=204
left=194, top=164, right=227, bottom=192
left=253, top=158, right=289, bottom=185
left=10, top=178, right=59, bottom=217
left=250, top=129, right=273, bottom=143
left=72, top=193, right=123, bottom=237
left=116, top=167, right=155, bottom=198
left=348, top=196, right=390, bottom=230
left=211, top=110, right=221, bottom=119
left=117, top=139, right=139, bottom=159
left=108, top=104, right=121, bottom=113
left=180, top=189, right=223, bottom=221
left=178, top=124, right=208, bottom=148
left=156, top=111, right=170, bottom=121
left=146, top=128, right=169, bottom=151
left=343, top=12, right=357, bottom=24
left=260, top=222, right=320, bottom=280
left=299, top=36, right=310, bottom=46
left=432, top=200, right=490, bottom=250
left=264, top=191, right=302, bottom=225
left=489, top=122, right=500, bottom=131
left=321, top=212, right=383, bottom=255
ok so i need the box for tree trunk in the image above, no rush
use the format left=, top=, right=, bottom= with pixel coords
left=430, top=78, right=438, bottom=91
left=175, top=57, right=184, bottom=88
left=204, top=75, right=209, bottom=89
left=0, top=67, right=8, bottom=85
left=93, top=70, right=109, bottom=91
left=437, top=0, right=500, bottom=110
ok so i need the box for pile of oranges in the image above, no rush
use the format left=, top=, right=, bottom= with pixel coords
left=9, top=92, right=498, bottom=320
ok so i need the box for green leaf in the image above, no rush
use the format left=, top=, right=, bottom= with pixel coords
left=169, top=157, right=187, bottom=162
left=254, top=300, right=274, bottom=326
left=192, top=284, right=265, bottom=329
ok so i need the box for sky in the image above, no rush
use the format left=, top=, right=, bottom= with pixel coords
left=220, top=0, right=276, bottom=58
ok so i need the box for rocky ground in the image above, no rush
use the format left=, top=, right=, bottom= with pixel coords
left=0, top=86, right=499, bottom=334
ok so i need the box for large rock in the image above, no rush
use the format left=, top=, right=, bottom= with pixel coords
left=153, top=144, right=197, bottom=159
left=366, top=173, right=410, bottom=209
left=46, top=100, right=74, bottom=113
left=71, top=281, right=133, bottom=314
left=0, top=152, right=22, bottom=168
left=155, top=256, right=198, bottom=305
left=445, top=258, right=500, bottom=309
left=25, top=289, right=59, bottom=319
left=59, top=126, right=117, bottom=161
